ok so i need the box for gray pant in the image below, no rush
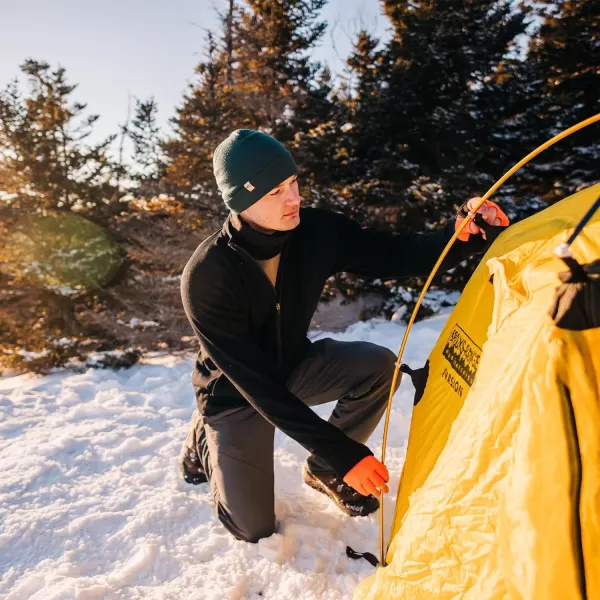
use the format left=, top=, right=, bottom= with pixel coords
left=183, top=338, right=398, bottom=542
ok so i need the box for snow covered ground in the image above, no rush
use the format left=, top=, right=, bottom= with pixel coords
left=0, top=313, right=449, bottom=600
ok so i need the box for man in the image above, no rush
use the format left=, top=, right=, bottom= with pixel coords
left=179, top=129, right=509, bottom=543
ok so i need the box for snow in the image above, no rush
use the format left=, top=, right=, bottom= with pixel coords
left=14, top=349, right=50, bottom=361
left=116, top=317, right=160, bottom=329
left=83, top=349, right=133, bottom=368
left=54, top=338, right=77, bottom=347
left=0, top=312, right=450, bottom=600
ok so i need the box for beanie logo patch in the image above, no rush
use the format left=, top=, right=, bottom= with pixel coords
left=244, top=181, right=255, bottom=192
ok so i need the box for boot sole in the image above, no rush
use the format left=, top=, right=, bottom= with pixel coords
left=180, top=460, right=208, bottom=485
left=303, top=469, right=379, bottom=517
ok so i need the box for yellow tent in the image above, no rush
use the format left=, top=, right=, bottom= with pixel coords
left=355, top=182, right=600, bottom=600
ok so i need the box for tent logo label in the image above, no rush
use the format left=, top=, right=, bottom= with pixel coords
left=441, top=367, right=465, bottom=397
left=442, top=324, right=481, bottom=388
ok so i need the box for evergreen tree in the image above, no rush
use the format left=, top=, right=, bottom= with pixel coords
left=524, top=0, right=600, bottom=201
left=163, top=0, right=337, bottom=211
left=342, top=1, right=528, bottom=227
left=162, top=26, right=248, bottom=213
left=238, top=0, right=343, bottom=206
left=231, top=0, right=327, bottom=131
left=126, top=96, right=166, bottom=197
left=0, top=60, right=121, bottom=220
left=291, top=66, right=350, bottom=207
left=339, top=30, right=393, bottom=220
left=128, top=97, right=162, bottom=178
left=345, top=31, right=386, bottom=169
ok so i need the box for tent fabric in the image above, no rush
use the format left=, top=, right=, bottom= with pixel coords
left=355, top=183, right=600, bottom=600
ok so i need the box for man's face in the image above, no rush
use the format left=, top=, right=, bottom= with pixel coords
left=240, top=174, right=301, bottom=233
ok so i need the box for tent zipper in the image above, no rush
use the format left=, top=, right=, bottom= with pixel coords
left=560, top=383, right=587, bottom=598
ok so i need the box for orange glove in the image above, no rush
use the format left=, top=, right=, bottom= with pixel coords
left=455, top=197, right=510, bottom=241
left=343, top=455, right=389, bottom=496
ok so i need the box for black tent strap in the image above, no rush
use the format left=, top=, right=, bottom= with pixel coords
left=346, top=546, right=380, bottom=567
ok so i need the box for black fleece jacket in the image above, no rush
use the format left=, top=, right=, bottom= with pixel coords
left=181, top=207, right=490, bottom=476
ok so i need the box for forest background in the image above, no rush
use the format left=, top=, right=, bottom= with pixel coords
left=0, top=0, right=598, bottom=373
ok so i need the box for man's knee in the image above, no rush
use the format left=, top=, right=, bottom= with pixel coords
left=217, top=502, right=275, bottom=543
left=360, top=343, right=397, bottom=382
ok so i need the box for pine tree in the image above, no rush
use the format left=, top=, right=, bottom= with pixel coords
left=163, top=0, right=336, bottom=211
left=230, top=0, right=326, bottom=130
left=233, top=0, right=343, bottom=205
left=0, top=60, right=121, bottom=220
left=345, top=31, right=387, bottom=170
left=337, top=30, right=395, bottom=220
left=524, top=0, right=600, bottom=201
left=126, top=96, right=166, bottom=198
left=0, top=61, right=129, bottom=372
left=162, top=26, right=248, bottom=213
left=291, top=66, right=350, bottom=207
left=342, top=1, right=528, bottom=227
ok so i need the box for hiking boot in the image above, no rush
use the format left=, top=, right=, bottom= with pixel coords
left=179, top=410, right=208, bottom=485
left=179, top=445, right=208, bottom=485
left=302, top=463, right=380, bottom=517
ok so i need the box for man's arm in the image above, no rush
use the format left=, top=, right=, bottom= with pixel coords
left=326, top=209, right=492, bottom=279
left=182, top=266, right=372, bottom=477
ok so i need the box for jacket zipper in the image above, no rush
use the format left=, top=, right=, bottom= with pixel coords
left=229, top=241, right=283, bottom=369
left=275, top=300, right=282, bottom=369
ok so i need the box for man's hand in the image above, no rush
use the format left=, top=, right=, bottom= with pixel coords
left=343, top=455, right=389, bottom=496
left=455, top=197, right=510, bottom=242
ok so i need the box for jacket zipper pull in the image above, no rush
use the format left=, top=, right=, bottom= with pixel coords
left=275, top=301, right=282, bottom=369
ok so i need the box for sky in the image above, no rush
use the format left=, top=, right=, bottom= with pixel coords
left=0, top=0, right=389, bottom=148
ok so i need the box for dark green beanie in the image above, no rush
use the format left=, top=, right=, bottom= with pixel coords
left=213, top=129, right=298, bottom=213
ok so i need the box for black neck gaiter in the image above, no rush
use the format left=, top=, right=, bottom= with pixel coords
left=227, top=213, right=292, bottom=260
